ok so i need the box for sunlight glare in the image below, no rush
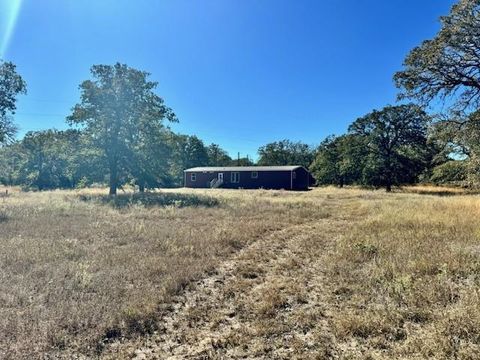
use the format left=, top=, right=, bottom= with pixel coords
left=0, top=0, right=23, bottom=58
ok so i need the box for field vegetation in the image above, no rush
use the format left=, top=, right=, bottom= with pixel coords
left=2, top=3, right=480, bottom=357
left=0, top=186, right=322, bottom=358
left=108, top=186, right=480, bottom=359
left=2, top=186, right=480, bottom=359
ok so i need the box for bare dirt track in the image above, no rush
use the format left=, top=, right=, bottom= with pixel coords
left=103, top=194, right=359, bottom=359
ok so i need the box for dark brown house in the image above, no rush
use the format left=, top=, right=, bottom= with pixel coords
left=184, top=166, right=312, bottom=190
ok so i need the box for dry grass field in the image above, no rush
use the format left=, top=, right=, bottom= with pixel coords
left=0, top=186, right=325, bottom=359
left=2, top=186, right=480, bottom=359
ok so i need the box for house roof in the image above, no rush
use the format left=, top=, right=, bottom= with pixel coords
left=184, top=166, right=304, bottom=172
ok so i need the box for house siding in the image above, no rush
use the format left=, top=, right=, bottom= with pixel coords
left=184, top=168, right=311, bottom=190
left=292, top=167, right=310, bottom=190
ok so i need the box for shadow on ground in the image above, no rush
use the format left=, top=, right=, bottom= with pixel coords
left=78, top=192, right=220, bottom=208
left=398, top=188, right=480, bottom=197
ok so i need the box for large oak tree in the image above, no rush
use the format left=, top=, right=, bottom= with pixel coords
left=349, top=104, right=431, bottom=192
left=394, top=0, right=480, bottom=111
left=68, top=63, right=176, bottom=195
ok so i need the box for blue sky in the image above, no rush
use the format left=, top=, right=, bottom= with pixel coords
left=1, top=0, right=455, bottom=159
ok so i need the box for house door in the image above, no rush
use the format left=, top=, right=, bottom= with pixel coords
left=218, top=173, right=224, bottom=182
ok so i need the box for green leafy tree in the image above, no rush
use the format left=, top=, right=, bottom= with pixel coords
left=434, top=112, right=480, bottom=159
left=431, top=111, right=480, bottom=185
left=310, top=136, right=342, bottom=186
left=0, top=141, right=23, bottom=185
left=338, top=135, right=370, bottom=186
left=207, top=143, right=232, bottom=166
left=175, top=135, right=209, bottom=171
left=168, top=134, right=209, bottom=186
left=184, top=136, right=209, bottom=168
left=67, top=63, right=176, bottom=195
left=349, top=104, right=431, bottom=192
left=394, top=1, right=480, bottom=186
left=394, top=0, right=480, bottom=111
left=14, top=129, right=105, bottom=190
left=16, top=130, right=68, bottom=190
left=0, top=61, right=27, bottom=144
left=230, top=156, right=254, bottom=166
left=257, top=140, right=315, bottom=168
left=420, top=118, right=467, bottom=180
left=129, top=126, right=173, bottom=191
left=430, top=160, right=468, bottom=185
left=60, top=130, right=105, bottom=188
left=311, top=134, right=367, bottom=187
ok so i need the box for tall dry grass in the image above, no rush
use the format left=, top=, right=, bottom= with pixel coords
left=0, top=187, right=323, bottom=359
left=4, top=185, right=480, bottom=359
left=329, top=189, right=480, bottom=358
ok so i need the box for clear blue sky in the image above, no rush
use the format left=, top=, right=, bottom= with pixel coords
left=1, top=0, right=455, bottom=159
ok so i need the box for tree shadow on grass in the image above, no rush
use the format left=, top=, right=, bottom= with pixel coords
left=397, top=188, right=480, bottom=197
left=78, top=192, right=220, bottom=208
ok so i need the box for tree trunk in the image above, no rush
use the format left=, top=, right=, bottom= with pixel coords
left=109, top=160, right=118, bottom=195
left=109, top=180, right=117, bottom=195
left=385, top=151, right=392, bottom=193
left=139, top=183, right=145, bottom=193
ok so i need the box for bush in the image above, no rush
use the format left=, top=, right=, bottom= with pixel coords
left=430, top=161, right=468, bottom=185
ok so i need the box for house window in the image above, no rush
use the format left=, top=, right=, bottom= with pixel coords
left=191, top=173, right=196, bottom=181
left=251, top=171, right=258, bottom=179
left=292, top=171, right=296, bottom=179
left=231, top=172, right=240, bottom=183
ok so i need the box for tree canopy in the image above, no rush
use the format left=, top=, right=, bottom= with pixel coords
left=310, top=134, right=367, bottom=187
left=67, top=63, right=176, bottom=194
left=348, top=104, right=431, bottom=191
left=394, top=0, right=480, bottom=111
left=257, top=140, right=315, bottom=168
left=0, top=61, right=26, bottom=144
left=207, top=143, right=232, bottom=166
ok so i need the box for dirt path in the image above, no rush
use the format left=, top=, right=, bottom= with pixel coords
left=103, top=201, right=356, bottom=359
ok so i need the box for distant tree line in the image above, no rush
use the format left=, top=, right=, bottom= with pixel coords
left=0, top=125, right=257, bottom=192
left=2, top=1, right=480, bottom=193
left=0, top=63, right=256, bottom=193
left=0, top=127, right=232, bottom=191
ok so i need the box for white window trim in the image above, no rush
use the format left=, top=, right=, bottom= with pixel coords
left=191, top=173, right=196, bottom=181
left=231, top=172, right=240, bottom=183
left=251, top=171, right=258, bottom=179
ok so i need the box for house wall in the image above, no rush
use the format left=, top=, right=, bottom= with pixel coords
left=184, top=169, right=310, bottom=190
left=292, top=167, right=310, bottom=190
